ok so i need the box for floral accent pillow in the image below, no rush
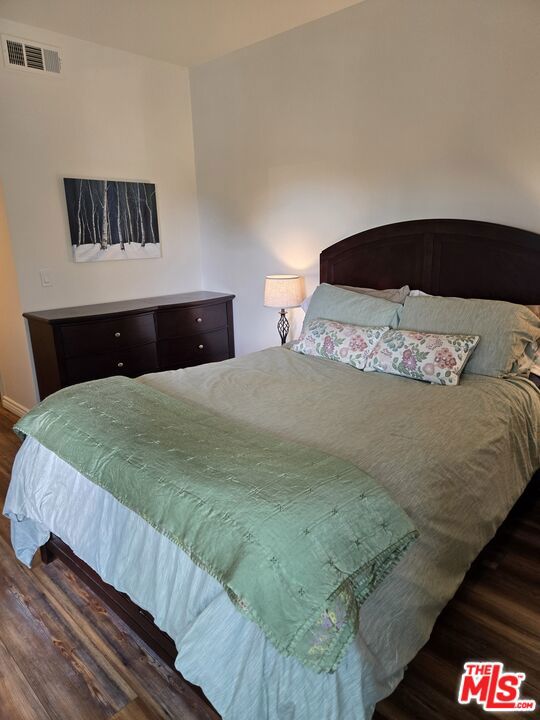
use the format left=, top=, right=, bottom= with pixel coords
left=364, top=329, right=480, bottom=385
left=292, top=318, right=388, bottom=370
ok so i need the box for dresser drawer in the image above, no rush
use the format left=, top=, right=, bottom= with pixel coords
left=60, top=312, right=156, bottom=359
left=65, top=343, right=159, bottom=385
left=158, top=328, right=230, bottom=369
left=157, top=302, right=228, bottom=339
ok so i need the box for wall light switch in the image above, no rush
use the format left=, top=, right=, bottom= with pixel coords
left=39, top=269, right=52, bottom=287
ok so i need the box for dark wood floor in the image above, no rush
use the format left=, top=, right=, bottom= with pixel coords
left=0, top=405, right=538, bottom=719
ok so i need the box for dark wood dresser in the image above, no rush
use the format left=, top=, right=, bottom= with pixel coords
left=24, top=291, right=235, bottom=400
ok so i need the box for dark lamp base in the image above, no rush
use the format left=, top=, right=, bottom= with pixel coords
left=277, top=309, right=290, bottom=345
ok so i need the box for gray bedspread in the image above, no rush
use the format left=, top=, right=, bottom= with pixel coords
left=142, top=345, right=539, bottom=685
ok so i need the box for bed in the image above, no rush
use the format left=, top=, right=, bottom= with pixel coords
left=5, top=219, right=540, bottom=720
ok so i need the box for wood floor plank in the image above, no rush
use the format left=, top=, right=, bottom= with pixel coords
left=0, top=534, right=132, bottom=720
left=403, top=649, right=473, bottom=710
left=437, top=604, right=539, bottom=691
left=111, top=698, right=164, bottom=720
left=0, top=636, right=52, bottom=720
left=2, top=551, right=137, bottom=699
left=38, top=561, right=219, bottom=720
left=0, top=507, right=12, bottom=547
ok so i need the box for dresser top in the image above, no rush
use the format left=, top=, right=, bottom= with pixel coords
left=24, top=291, right=235, bottom=324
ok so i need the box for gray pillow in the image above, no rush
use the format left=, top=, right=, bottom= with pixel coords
left=301, top=284, right=409, bottom=312
left=338, top=284, right=410, bottom=304
left=398, top=295, right=540, bottom=377
left=303, top=283, right=402, bottom=331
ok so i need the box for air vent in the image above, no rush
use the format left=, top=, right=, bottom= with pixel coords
left=2, top=35, right=62, bottom=75
left=44, top=48, right=61, bottom=73
left=6, top=39, right=25, bottom=66
left=25, top=44, right=44, bottom=70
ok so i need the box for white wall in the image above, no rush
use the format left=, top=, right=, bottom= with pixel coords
left=0, top=19, right=202, bottom=408
left=0, top=183, right=35, bottom=413
left=190, top=0, right=540, bottom=355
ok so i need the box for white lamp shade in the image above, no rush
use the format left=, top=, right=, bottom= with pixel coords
left=264, top=275, right=305, bottom=309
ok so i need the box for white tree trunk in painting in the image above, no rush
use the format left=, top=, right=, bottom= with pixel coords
left=88, top=181, right=98, bottom=245
left=137, top=183, right=146, bottom=247
left=124, top=183, right=134, bottom=243
left=100, top=180, right=109, bottom=249
left=82, top=196, right=91, bottom=243
left=76, top=181, right=83, bottom=246
left=116, top=182, right=125, bottom=250
left=144, top=186, right=156, bottom=244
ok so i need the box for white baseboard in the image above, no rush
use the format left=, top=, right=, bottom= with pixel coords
left=1, top=395, right=29, bottom=417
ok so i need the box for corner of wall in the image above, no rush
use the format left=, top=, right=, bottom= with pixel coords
left=0, top=181, right=38, bottom=411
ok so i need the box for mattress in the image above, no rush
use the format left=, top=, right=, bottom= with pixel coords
left=5, top=346, right=540, bottom=720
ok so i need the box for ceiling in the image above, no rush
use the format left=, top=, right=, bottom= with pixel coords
left=0, top=0, right=362, bottom=67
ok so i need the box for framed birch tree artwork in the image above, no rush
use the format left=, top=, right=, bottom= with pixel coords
left=64, top=178, right=161, bottom=262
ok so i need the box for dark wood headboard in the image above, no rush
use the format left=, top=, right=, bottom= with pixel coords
left=320, top=219, right=540, bottom=306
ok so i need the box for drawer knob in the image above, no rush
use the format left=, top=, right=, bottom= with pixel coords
left=196, top=317, right=203, bottom=323
left=114, top=331, right=121, bottom=338
left=117, top=362, right=124, bottom=368
left=198, top=344, right=204, bottom=350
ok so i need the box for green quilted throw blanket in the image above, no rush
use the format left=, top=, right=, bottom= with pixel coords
left=15, top=377, right=418, bottom=673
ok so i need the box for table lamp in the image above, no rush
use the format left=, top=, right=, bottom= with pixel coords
left=264, top=274, right=305, bottom=345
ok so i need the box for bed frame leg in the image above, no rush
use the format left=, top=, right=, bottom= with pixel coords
left=40, top=542, right=55, bottom=565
